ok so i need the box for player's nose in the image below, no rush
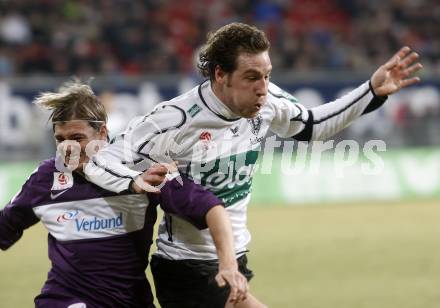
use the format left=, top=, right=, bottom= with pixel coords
left=255, top=78, right=268, bottom=97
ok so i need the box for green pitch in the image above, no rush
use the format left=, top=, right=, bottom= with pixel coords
left=1, top=200, right=439, bottom=307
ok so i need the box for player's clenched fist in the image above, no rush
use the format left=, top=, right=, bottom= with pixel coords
left=215, top=265, right=249, bottom=304
left=130, top=163, right=170, bottom=193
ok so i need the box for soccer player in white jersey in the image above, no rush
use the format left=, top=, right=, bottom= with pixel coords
left=84, top=23, right=422, bottom=308
left=0, top=81, right=249, bottom=307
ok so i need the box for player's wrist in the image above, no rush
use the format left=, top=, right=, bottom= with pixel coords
left=369, top=80, right=387, bottom=100
left=128, top=179, right=141, bottom=194
left=219, top=257, right=238, bottom=270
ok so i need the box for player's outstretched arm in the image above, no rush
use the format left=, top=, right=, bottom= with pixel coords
left=371, top=46, right=422, bottom=96
left=206, top=206, right=249, bottom=304
left=280, top=46, right=423, bottom=142
left=0, top=170, right=41, bottom=250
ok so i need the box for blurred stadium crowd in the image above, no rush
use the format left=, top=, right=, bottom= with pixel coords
left=0, top=0, right=439, bottom=161
left=0, top=0, right=438, bottom=77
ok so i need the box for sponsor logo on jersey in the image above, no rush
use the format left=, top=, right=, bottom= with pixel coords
left=50, top=189, right=69, bottom=200
left=230, top=126, right=239, bottom=137
left=187, top=104, right=202, bottom=117
left=56, top=210, right=124, bottom=232
left=249, top=136, right=264, bottom=145
left=199, top=131, right=212, bottom=141
left=67, top=304, right=86, bottom=308
left=190, top=150, right=259, bottom=206
left=56, top=210, right=79, bottom=223
left=198, top=131, right=214, bottom=151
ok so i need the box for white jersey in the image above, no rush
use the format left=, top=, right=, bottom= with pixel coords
left=85, top=80, right=386, bottom=260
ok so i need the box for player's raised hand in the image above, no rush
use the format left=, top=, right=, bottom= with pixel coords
left=371, top=46, right=423, bottom=96
left=215, top=265, right=249, bottom=304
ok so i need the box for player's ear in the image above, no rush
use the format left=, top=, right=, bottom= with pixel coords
left=214, top=65, right=227, bottom=85
left=98, top=124, right=108, bottom=141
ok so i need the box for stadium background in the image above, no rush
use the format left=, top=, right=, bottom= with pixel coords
left=0, top=1, right=439, bottom=307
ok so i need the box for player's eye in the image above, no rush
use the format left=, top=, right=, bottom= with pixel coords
left=70, top=135, right=87, bottom=142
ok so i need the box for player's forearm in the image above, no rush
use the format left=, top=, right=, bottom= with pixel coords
left=206, top=205, right=238, bottom=269
left=0, top=216, right=20, bottom=250
left=308, top=81, right=387, bottom=141
left=84, top=159, right=138, bottom=193
left=0, top=208, right=29, bottom=250
left=84, top=146, right=142, bottom=193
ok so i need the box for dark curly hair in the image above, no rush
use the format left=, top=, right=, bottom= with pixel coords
left=198, top=23, right=270, bottom=81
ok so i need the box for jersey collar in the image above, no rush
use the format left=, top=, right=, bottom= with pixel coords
left=198, top=80, right=241, bottom=122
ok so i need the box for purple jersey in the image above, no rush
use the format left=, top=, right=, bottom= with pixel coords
left=0, top=158, right=222, bottom=308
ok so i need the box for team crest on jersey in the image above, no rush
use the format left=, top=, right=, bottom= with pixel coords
left=248, top=115, right=262, bottom=136
left=51, top=172, right=74, bottom=191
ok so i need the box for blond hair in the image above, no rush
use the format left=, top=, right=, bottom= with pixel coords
left=35, top=80, right=107, bottom=130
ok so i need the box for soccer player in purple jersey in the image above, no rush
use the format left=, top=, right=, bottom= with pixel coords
left=0, top=81, right=248, bottom=307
